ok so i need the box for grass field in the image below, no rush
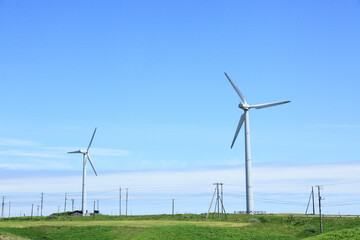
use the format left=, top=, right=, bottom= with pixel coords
left=1, top=213, right=360, bottom=239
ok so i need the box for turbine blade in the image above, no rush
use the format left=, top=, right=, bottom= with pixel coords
left=250, top=101, right=291, bottom=109
left=231, top=113, right=245, bottom=149
left=87, top=127, right=97, bottom=151
left=67, top=150, right=82, bottom=154
left=224, top=72, right=247, bottom=104
left=87, top=154, right=97, bottom=176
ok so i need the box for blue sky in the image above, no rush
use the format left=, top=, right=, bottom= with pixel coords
left=0, top=0, right=360, bottom=216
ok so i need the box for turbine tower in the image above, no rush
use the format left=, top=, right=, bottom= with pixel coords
left=225, top=73, right=290, bottom=214
left=68, top=128, right=98, bottom=216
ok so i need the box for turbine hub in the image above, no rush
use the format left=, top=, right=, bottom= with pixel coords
left=238, top=103, right=250, bottom=110
left=80, top=150, right=87, bottom=154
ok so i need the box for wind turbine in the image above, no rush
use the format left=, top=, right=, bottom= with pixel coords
left=68, top=128, right=98, bottom=216
left=225, top=72, right=290, bottom=214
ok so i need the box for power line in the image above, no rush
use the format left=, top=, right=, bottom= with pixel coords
left=324, top=201, right=360, bottom=207
left=225, top=194, right=307, bottom=206
left=3, top=182, right=360, bottom=216
left=322, top=180, right=360, bottom=186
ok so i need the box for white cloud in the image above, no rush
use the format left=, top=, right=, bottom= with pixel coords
left=0, top=150, right=65, bottom=159
left=0, top=138, right=39, bottom=146
left=91, top=148, right=131, bottom=157
left=1, top=162, right=360, bottom=215
left=311, top=124, right=360, bottom=129
left=0, top=159, right=72, bottom=171
left=0, top=163, right=34, bottom=170
left=1, top=162, right=359, bottom=194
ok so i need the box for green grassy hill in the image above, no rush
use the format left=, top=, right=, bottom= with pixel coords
left=305, top=226, right=360, bottom=240
left=0, top=214, right=359, bottom=239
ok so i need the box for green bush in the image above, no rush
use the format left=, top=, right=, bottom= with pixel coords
left=298, top=225, right=319, bottom=238
left=306, top=227, right=360, bottom=240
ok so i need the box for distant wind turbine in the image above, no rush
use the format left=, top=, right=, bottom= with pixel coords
left=225, top=72, right=290, bottom=214
left=68, top=128, right=98, bottom=216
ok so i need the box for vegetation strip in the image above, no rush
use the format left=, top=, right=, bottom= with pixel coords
left=0, top=214, right=360, bottom=239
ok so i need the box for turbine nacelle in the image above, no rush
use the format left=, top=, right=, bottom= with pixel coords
left=80, top=150, right=88, bottom=155
left=238, top=103, right=250, bottom=110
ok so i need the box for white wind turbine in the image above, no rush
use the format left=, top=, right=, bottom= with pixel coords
left=68, top=128, right=98, bottom=216
left=225, top=72, right=290, bottom=214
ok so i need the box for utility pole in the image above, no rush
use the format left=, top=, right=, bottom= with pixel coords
left=93, top=201, right=96, bottom=219
left=37, top=205, right=39, bottom=216
left=305, top=190, right=311, bottom=216
left=40, top=193, right=44, bottom=217
left=306, top=186, right=316, bottom=216
left=1, top=196, right=5, bottom=218
left=119, top=187, right=122, bottom=217
left=31, top=204, right=34, bottom=219
left=64, top=193, right=67, bottom=213
left=312, top=186, right=315, bottom=215
left=125, top=188, right=128, bottom=217
left=213, top=184, right=219, bottom=219
left=216, top=183, right=220, bottom=218
left=220, top=183, right=224, bottom=213
left=206, top=183, right=227, bottom=219
left=317, top=186, right=323, bottom=233
left=97, top=199, right=99, bottom=211
left=206, top=186, right=217, bottom=219
left=8, top=201, right=11, bottom=218
left=71, top=199, right=74, bottom=212
left=172, top=198, right=174, bottom=217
